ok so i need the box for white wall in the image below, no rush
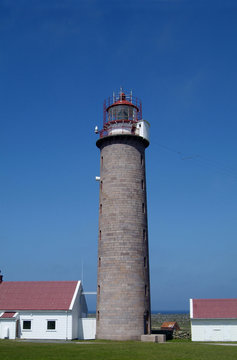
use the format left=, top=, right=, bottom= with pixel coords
left=191, top=319, right=237, bottom=341
left=136, top=120, right=150, bottom=142
left=71, top=289, right=80, bottom=339
left=0, top=319, right=17, bottom=339
left=70, top=282, right=88, bottom=339
left=19, top=311, right=73, bottom=340
left=78, top=318, right=96, bottom=340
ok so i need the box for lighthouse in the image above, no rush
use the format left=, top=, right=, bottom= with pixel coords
left=96, top=89, right=151, bottom=340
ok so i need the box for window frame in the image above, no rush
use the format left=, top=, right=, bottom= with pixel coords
left=22, top=320, right=32, bottom=331
left=47, top=320, right=56, bottom=331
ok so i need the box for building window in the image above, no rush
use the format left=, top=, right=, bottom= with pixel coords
left=99, top=230, right=101, bottom=241
left=47, top=321, right=56, bottom=330
left=143, top=229, right=146, bottom=242
left=142, top=203, right=145, bottom=213
left=141, top=179, right=144, bottom=190
left=98, top=285, right=100, bottom=295
left=23, top=320, right=31, bottom=330
left=99, top=257, right=101, bottom=267
left=100, top=204, right=102, bottom=214
left=145, top=285, right=148, bottom=296
left=97, top=311, right=100, bottom=321
left=140, top=154, right=143, bottom=165
left=100, top=181, right=103, bottom=191
left=101, top=156, right=103, bottom=167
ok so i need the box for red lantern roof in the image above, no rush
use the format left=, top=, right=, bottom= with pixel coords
left=106, top=92, right=139, bottom=111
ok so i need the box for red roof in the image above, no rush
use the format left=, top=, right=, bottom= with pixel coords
left=0, top=312, right=16, bottom=318
left=0, top=281, right=78, bottom=311
left=192, top=299, right=237, bottom=319
left=161, top=321, right=180, bottom=330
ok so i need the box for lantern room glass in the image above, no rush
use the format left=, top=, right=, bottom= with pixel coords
left=108, top=105, right=137, bottom=122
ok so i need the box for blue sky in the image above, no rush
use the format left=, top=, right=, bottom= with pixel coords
left=1, top=0, right=237, bottom=311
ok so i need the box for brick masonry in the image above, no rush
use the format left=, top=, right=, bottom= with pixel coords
left=96, top=134, right=151, bottom=340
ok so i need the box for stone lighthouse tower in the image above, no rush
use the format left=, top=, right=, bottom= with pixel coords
left=96, top=89, right=151, bottom=340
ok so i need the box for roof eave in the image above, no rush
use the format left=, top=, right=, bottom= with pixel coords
left=69, top=281, right=81, bottom=310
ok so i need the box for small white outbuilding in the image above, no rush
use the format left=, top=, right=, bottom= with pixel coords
left=0, top=280, right=96, bottom=340
left=190, top=298, right=237, bottom=342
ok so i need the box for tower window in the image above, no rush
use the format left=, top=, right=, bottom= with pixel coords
left=143, top=229, right=146, bottom=242
left=100, top=181, right=103, bottom=191
left=144, top=257, right=147, bottom=268
left=98, top=285, right=100, bottom=295
left=141, top=154, right=143, bottom=165
left=101, top=156, right=103, bottom=167
left=99, top=230, right=101, bottom=241
left=145, top=285, right=148, bottom=296
left=142, top=203, right=145, bottom=213
left=97, top=311, right=100, bottom=321
left=100, top=204, right=102, bottom=214
left=141, top=179, right=144, bottom=190
left=99, top=257, right=101, bottom=267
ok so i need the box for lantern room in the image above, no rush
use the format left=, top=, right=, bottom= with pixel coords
left=98, top=89, right=150, bottom=143
left=107, top=92, right=139, bottom=123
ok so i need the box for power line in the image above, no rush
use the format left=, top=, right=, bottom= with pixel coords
left=156, top=142, right=237, bottom=180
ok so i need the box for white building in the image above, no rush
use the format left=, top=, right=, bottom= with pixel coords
left=190, top=298, right=237, bottom=342
left=0, top=280, right=96, bottom=340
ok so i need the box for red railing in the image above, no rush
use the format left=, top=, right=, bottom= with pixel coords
left=103, top=90, right=142, bottom=129
left=98, top=90, right=143, bottom=139
left=99, top=122, right=138, bottom=139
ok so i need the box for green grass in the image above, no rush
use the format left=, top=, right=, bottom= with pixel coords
left=0, top=340, right=237, bottom=360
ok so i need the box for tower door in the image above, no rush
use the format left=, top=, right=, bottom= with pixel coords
left=144, top=311, right=149, bottom=334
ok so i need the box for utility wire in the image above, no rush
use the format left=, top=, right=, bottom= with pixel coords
left=155, top=142, right=237, bottom=181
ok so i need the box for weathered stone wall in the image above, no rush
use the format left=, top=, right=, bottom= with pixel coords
left=96, top=135, right=150, bottom=340
left=172, top=329, right=191, bottom=340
